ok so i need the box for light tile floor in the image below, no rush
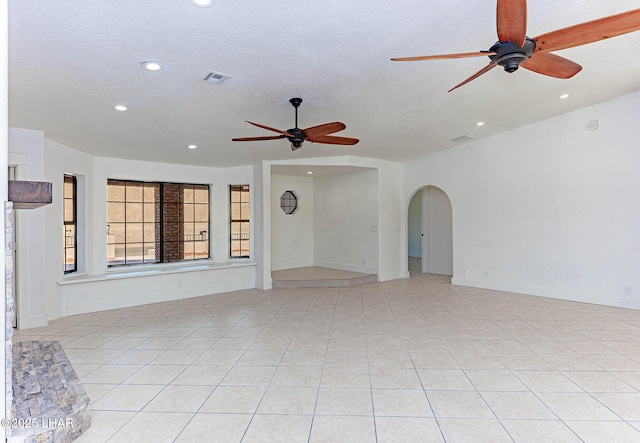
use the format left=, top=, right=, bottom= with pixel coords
left=12, top=272, right=640, bottom=442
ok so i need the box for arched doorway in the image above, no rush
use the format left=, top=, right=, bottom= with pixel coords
left=407, top=186, right=452, bottom=276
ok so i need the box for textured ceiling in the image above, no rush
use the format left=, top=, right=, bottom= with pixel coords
left=8, top=1, right=640, bottom=167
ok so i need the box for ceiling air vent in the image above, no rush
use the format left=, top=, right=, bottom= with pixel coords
left=451, top=135, right=475, bottom=143
left=202, top=71, right=232, bottom=85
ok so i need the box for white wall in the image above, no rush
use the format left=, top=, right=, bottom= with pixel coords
left=253, top=162, right=271, bottom=290
left=377, top=160, right=404, bottom=281
left=404, top=91, right=640, bottom=309
left=266, top=156, right=404, bottom=281
left=407, top=190, right=422, bottom=257
left=9, top=135, right=258, bottom=323
left=268, top=158, right=404, bottom=281
left=43, top=139, right=93, bottom=320
left=1, top=0, right=8, bottom=424
left=59, top=263, right=255, bottom=316
left=271, top=174, right=314, bottom=271
left=8, top=128, right=47, bottom=328
left=314, top=169, right=379, bottom=274
left=64, top=154, right=255, bottom=316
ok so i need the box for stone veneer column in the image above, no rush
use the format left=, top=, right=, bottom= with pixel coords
left=5, top=202, right=14, bottom=440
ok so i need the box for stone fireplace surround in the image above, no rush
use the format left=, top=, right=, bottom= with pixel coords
left=5, top=203, right=91, bottom=443
left=9, top=341, right=90, bottom=443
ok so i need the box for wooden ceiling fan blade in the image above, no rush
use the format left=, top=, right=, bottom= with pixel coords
left=497, top=0, right=527, bottom=46
left=232, top=135, right=286, bottom=142
left=303, top=122, right=346, bottom=138
left=306, top=135, right=359, bottom=145
left=521, top=52, right=582, bottom=78
left=533, top=8, right=640, bottom=53
left=391, top=51, right=495, bottom=62
left=245, top=121, right=294, bottom=137
left=448, top=62, right=497, bottom=92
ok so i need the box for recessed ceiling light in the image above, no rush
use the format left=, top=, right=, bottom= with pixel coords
left=557, top=93, right=570, bottom=99
left=141, top=61, right=162, bottom=72
left=186, top=144, right=197, bottom=149
left=307, top=171, right=313, bottom=175
left=114, top=105, right=129, bottom=111
left=189, top=0, right=214, bottom=7
left=476, top=121, right=485, bottom=127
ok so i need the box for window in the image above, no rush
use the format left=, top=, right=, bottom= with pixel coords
left=230, top=185, right=250, bottom=258
left=280, top=190, right=298, bottom=214
left=182, top=184, right=210, bottom=261
left=107, top=180, right=209, bottom=267
left=63, top=175, right=77, bottom=273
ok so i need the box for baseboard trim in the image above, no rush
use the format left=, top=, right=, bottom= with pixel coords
left=451, top=277, right=640, bottom=310
left=314, top=260, right=378, bottom=275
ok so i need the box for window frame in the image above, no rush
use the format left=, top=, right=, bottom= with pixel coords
left=107, top=179, right=210, bottom=267
left=229, top=184, right=250, bottom=258
left=63, top=174, right=77, bottom=273
left=178, top=183, right=211, bottom=262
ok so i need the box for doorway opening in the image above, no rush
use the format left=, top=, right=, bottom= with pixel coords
left=407, top=186, right=452, bottom=276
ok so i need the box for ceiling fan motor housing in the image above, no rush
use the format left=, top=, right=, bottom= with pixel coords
left=489, top=38, right=535, bottom=72
left=286, top=127, right=305, bottom=150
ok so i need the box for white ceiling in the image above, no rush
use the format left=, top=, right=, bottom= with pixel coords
left=8, top=1, right=640, bottom=168
left=272, top=165, right=372, bottom=178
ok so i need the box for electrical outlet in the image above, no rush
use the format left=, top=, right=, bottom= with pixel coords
left=362, top=257, right=367, bottom=264
left=462, top=268, right=468, bottom=277
left=624, top=286, right=633, bottom=296
left=484, top=271, right=489, bottom=278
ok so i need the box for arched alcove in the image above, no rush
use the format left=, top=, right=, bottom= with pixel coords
left=407, top=185, right=452, bottom=276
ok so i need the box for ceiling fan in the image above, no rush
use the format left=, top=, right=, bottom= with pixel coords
left=391, top=0, right=640, bottom=92
left=232, top=98, right=359, bottom=151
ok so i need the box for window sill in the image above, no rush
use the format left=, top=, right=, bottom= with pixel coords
left=58, top=260, right=256, bottom=285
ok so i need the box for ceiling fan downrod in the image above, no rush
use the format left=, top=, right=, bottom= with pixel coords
left=288, top=98, right=305, bottom=150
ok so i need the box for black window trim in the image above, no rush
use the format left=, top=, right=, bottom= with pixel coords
left=64, top=174, right=77, bottom=274
left=229, top=184, right=250, bottom=259
left=107, top=179, right=210, bottom=268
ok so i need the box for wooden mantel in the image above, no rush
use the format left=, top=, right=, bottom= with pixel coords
left=8, top=180, right=53, bottom=209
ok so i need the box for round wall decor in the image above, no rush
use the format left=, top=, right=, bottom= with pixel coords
left=280, top=190, right=298, bottom=214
